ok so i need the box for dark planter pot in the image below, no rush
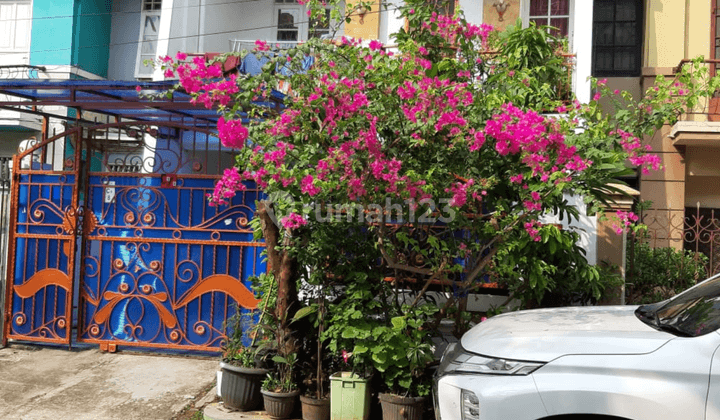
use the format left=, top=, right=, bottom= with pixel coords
left=300, top=395, right=330, bottom=420
left=378, top=393, right=426, bottom=420
left=219, top=362, right=269, bottom=411
left=262, top=389, right=301, bottom=419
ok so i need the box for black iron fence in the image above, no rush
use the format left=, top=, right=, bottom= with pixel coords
left=640, top=207, right=720, bottom=276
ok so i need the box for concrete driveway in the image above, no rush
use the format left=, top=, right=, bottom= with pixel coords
left=0, top=344, right=218, bottom=420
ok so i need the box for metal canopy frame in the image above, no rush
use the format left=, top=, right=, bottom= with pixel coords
left=0, top=79, right=283, bottom=128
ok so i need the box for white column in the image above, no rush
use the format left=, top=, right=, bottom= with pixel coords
left=572, top=0, right=593, bottom=104
left=379, top=0, right=405, bottom=45
left=459, top=0, right=483, bottom=26
left=153, top=0, right=176, bottom=81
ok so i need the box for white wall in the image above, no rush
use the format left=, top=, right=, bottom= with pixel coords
left=458, top=0, right=483, bottom=28
left=540, top=195, right=598, bottom=266
left=168, top=0, right=276, bottom=57
left=379, top=0, right=405, bottom=45
left=108, top=0, right=143, bottom=81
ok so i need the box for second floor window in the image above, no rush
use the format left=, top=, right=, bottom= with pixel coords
left=276, top=6, right=300, bottom=41
left=274, top=0, right=333, bottom=42
left=135, top=0, right=162, bottom=78
left=592, top=0, right=643, bottom=77
left=529, top=0, right=570, bottom=38
left=0, top=0, right=31, bottom=57
left=308, top=9, right=331, bottom=40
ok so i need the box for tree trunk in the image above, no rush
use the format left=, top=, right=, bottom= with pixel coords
left=257, top=200, right=299, bottom=357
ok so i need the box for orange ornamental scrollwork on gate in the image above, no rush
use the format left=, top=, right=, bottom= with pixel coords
left=13, top=268, right=72, bottom=299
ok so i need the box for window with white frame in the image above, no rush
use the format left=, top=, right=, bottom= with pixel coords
left=273, top=0, right=333, bottom=42
left=135, top=0, right=162, bottom=78
left=0, top=0, right=31, bottom=62
left=308, top=9, right=331, bottom=39
left=527, top=0, right=571, bottom=39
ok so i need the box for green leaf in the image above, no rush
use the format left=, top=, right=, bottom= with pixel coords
left=341, top=327, right=358, bottom=339
left=398, top=377, right=412, bottom=389
left=391, top=316, right=407, bottom=330
left=272, top=356, right=288, bottom=364
left=291, top=306, right=316, bottom=323
left=548, top=239, right=557, bottom=254
left=354, top=344, right=369, bottom=354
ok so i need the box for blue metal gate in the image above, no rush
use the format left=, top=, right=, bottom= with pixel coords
left=4, top=122, right=265, bottom=352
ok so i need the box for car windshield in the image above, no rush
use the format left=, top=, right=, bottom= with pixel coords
left=636, top=272, right=720, bottom=337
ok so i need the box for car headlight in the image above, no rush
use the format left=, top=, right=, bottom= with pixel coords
left=461, top=389, right=480, bottom=420
left=437, top=342, right=544, bottom=376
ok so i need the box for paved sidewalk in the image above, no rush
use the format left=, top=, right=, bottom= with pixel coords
left=0, top=344, right=218, bottom=420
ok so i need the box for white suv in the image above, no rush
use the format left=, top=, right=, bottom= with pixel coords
left=434, top=273, right=720, bottom=420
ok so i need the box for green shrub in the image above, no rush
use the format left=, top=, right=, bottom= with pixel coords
left=625, top=239, right=708, bottom=305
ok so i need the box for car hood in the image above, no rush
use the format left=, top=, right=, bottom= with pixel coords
left=461, top=306, right=675, bottom=362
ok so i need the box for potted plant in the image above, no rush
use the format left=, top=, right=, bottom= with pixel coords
left=296, top=278, right=331, bottom=420
left=298, top=307, right=332, bottom=420
left=325, top=300, right=376, bottom=420
left=262, top=353, right=301, bottom=419
left=219, top=306, right=270, bottom=411
left=373, top=304, right=437, bottom=420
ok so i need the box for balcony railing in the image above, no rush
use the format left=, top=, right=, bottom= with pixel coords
left=229, top=39, right=302, bottom=53
left=0, top=65, right=47, bottom=79
left=673, top=58, right=720, bottom=121
left=478, top=50, right=576, bottom=103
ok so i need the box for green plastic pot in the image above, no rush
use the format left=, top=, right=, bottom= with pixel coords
left=330, top=372, right=371, bottom=420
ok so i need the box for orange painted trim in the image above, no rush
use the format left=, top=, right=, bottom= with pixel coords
left=175, top=274, right=261, bottom=310
left=14, top=269, right=72, bottom=299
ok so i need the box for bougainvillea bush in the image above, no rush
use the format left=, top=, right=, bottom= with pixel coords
left=155, top=0, right=719, bottom=397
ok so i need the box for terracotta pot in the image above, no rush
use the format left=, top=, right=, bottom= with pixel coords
left=262, top=389, right=301, bottom=419
left=378, top=393, right=426, bottom=420
left=300, top=395, right=330, bottom=420
left=219, top=362, right=269, bottom=411
left=710, top=97, right=720, bottom=122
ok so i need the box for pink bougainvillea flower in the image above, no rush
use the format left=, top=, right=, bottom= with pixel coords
left=208, top=167, right=246, bottom=206
left=254, top=40, right=270, bottom=52
left=217, top=116, right=248, bottom=149
left=524, top=220, right=542, bottom=241
left=301, top=174, right=321, bottom=196
left=280, top=212, right=307, bottom=230
left=369, top=40, right=383, bottom=51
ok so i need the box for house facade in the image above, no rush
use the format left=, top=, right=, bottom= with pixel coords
left=593, top=1, right=720, bottom=274
left=0, top=0, right=608, bottom=324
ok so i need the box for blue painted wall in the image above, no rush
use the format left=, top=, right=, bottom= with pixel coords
left=73, top=0, right=112, bottom=78
left=29, top=1, right=75, bottom=66
left=30, top=0, right=112, bottom=78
